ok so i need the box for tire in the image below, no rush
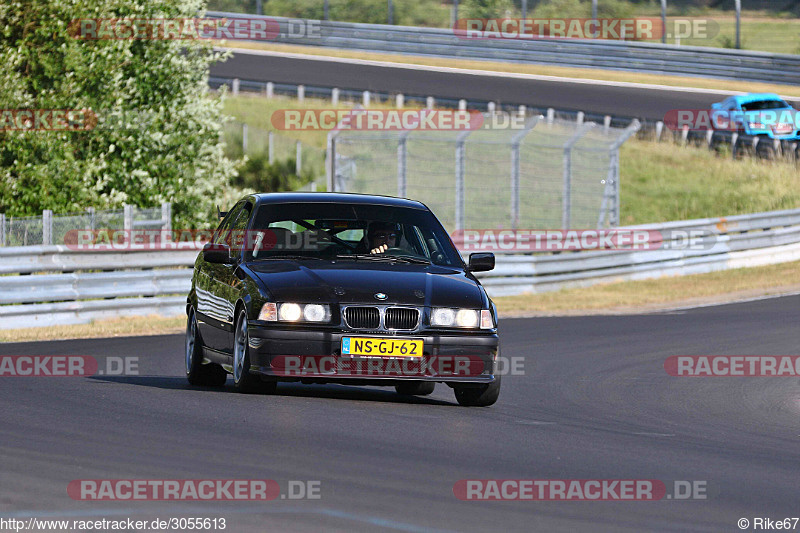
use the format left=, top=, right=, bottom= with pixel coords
left=395, top=381, right=435, bottom=396
left=232, top=309, right=277, bottom=394
left=454, top=375, right=501, bottom=407
left=185, top=309, right=227, bottom=387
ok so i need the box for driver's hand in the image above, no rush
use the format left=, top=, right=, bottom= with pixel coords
left=370, top=244, right=388, bottom=254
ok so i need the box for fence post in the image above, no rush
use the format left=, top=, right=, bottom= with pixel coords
left=42, top=209, right=53, bottom=245
left=363, top=91, right=370, bottom=107
left=332, top=87, right=340, bottom=106
left=268, top=131, right=274, bottom=164
left=603, top=115, right=611, bottom=134
left=731, top=132, right=738, bottom=158
left=161, top=202, right=172, bottom=233
left=655, top=121, right=663, bottom=142
left=0, top=213, right=5, bottom=247
left=426, top=96, right=435, bottom=110
left=296, top=141, right=302, bottom=175
left=266, top=82, right=274, bottom=98
left=455, top=130, right=471, bottom=231
left=123, top=204, right=133, bottom=233
left=242, top=123, right=248, bottom=153
left=562, top=123, right=595, bottom=229
left=297, top=84, right=305, bottom=102
left=326, top=131, right=338, bottom=192
left=509, top=116, right=540, bottom=230
left=396, top=93, right=404, bottom=108
left=232, top=78, right=240, bottom=96
left=459, top=99, right=467, bottom=111
left=660, top=0, right=667, bottom=44
left=547, top=108, right=554, bottom=125
left=397, top=131, right=409, bottom=197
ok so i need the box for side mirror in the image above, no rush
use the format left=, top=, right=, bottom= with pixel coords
left=203, top=242, right=233, bottom=264
left=468, top=252, right=495, bottom=273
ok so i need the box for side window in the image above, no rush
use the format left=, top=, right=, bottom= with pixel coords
left=213, top=203, right=242, bottom=244
left=229, top=203, right=253, bottom=255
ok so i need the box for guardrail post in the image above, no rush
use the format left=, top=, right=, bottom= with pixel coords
left=706, top=129, right=713, bottom=148
left=363, top=91, right=370, bottom=107
left=124, top=204, right=133, bottom=233
left=297, top=84, right=305, bottom=102
left=397, top=131, right=409, bottom=197
left=266, top=82, right=274, bottom=98
left=577, top=111, right=584, bottom=125
left=455, top=130, right=471, bottom=231
left=268, top=131, right=274, bottom=164
left=655, top=121, right=663, bottom=142
left=487, top=102, right=496, bottom=114
left=332, top=88, right=340, bottom=106
left=518, top=105, right=526, bottom=117
left=242, top=123, right=248, bottom=153
left=459, top=99, right=467, bottom=111
left=396, top=93, right=404, bottom=108
left=296, top=141, right=302, bottom=175
left=0, top=214, right=5, bottom=247
left=731, top=132, right=738, bottom=158
left=232, top=78, right=240, bottom=96
left=42, top=209, right=52, bottom=245
left=603, top=115, right=611, bottom=134
left=427, top=96, right=434, bottom=110
left=681, top=125, right=689, bottom=144
left=547, top=108, right=554, bottom=125
left=161, top=202, right=172, bottom=233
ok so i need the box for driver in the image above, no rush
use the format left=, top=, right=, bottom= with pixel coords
left=367, top=222, right=402, bottom=254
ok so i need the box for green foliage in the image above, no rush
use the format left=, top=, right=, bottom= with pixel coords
left=0, top=0, right=239, bottom=227
left=252, top=0, right=450, bottom=27
left=461, top=0, right=517, bottom=19
left=532, top=0, right=634, bottom=19
left=231, top=152, right=313, bottom=193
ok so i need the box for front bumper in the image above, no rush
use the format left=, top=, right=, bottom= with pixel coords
left=247, top=324, right=499, bottom=384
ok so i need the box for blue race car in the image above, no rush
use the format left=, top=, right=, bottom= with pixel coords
left=711, top=93, right=799, bottom=140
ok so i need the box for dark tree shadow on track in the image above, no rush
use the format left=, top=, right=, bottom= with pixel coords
left=88, top=375, right=455, bottom=406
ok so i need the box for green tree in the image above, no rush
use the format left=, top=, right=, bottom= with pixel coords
left=0, top=0, right=238, bottom=227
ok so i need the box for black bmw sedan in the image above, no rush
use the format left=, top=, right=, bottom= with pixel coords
left=185, top=192, right=500, bottom=406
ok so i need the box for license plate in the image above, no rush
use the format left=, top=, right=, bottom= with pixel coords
left=341, top=337, right=423, bottom=357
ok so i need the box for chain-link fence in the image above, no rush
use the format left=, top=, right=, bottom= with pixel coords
left=327, top=113, right=639, bottom=231
left=0, top=204, right=171, bottom=247
left=223, top=121, right=327, bottom=182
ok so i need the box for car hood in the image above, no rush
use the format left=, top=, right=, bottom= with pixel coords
left=246, top=260, right=486, bottom=309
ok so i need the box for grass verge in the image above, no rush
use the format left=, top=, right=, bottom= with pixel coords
left=0, top=315, right=185, bottom=344
left=494, top=259, right=800, bottom=316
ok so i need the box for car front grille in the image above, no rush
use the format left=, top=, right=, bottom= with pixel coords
left=385, top=307, right=419, bottom=330
left=344, top=306, right=380, bottom=329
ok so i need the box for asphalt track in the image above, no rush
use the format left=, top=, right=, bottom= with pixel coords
left=211, top=50, right=749, bottom=121
left=2, top=295, right=800, bottom=531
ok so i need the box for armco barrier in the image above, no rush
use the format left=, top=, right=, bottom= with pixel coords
left=2, top=207, right=800, bottom=329
left=207, top=12, right=800, bottom=85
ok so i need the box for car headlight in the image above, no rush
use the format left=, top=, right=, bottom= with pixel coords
left=431, top=308, right=492, bottom=329
left=259, top=302, right=330, bottom=323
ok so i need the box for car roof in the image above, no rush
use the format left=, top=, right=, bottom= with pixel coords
left=250, top=192, right=429, bottom=211
left=731, top=93, right=787, bottom=105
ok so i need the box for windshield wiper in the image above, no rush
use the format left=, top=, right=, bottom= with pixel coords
left=335, top=254, right=430, bottom=264
left=253, top=255, right=323, bottom=261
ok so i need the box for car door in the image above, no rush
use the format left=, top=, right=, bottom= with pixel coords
left=196, top=202, right=245, bottom=352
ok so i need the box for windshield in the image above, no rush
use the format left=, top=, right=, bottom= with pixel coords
left=245, top=202, right=463, bottom=267
left=741, top=99, right=790, bottom=111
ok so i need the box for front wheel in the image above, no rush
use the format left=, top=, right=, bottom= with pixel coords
left=454, top=375, right=501, bottom=407
left=185, top=309, right=227, bottom=387
left=232, top=309, right=277, bottom=394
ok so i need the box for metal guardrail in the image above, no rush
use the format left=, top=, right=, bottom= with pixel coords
left=3, top=207, right=800, bottom=328
left=207, top=12, right=800, bottom=85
